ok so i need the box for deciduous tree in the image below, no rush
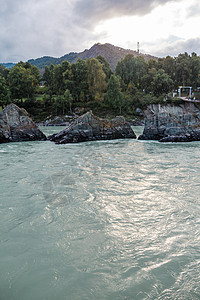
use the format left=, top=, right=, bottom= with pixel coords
left=116, top=55, right=148, bottom=90
left=105, top=75, right=125, bottom=114
left=0, top=74, right=9, bottom=108
left=8, top=63, right=41, bottom=101
left=71, top=59, right=88, bottom=101
left=151, top=69, right=173, bottom=96
left=86, top=58, right=107, bottom=101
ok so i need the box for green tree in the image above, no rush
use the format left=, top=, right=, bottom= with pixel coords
left=71, top=59, right=89, bottom=101
left=156, top=52, right=200, bottom=89
left=189, top=52, right=200, bottom=88
left=141, top=68, right=157, bottom=93
left=151, top=69, right=173, bottom=96
left=115, top=55, right=148, bottom=90
left=96, top=55, right=113, bottom=81
left=0, top=64, right=10, bottom=82
left=53, top=65, right=65, bottom=95
left=174, top=53, right=191, bottom=86
left=52, top=89, right=73, bottom=115
left=105, top=75, right=125, bottom=114
left=160, top=56, right=176, bottom=85
left=0, top=74, right=9, bottom=108
left=22, top=68, right=36, bottom=99
left=86, top=58, right=107, bottom=101
left=8, top=63, right=41, bottom=101
left=16, top=61, right=41, bottom=85
left=147, top=59, right=159, bottom=70
left=61, top=61, right=72, bottom=92
left=64, top=89, right=73, bottom=113
left=53, top=62, right=72, bottom=95
left=43, top=64, right=55, bottom=98
left=43, top=61, right=72, bottom=97
left=8, top=66, right=24, bottom=100
left=53, top=95, right=65, bottom=115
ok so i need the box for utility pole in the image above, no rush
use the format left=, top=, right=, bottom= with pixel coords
left=137, top=42, right=140, bottom=53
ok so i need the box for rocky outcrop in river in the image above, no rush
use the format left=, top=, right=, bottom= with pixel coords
left=138, top=103, right=200, bottom=142
left=48, top=111, right=136, bottom=144
left=0, top=104, right=46, bottom=143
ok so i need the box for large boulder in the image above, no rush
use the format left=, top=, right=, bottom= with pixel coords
left=48, top=111, right=136, bottom=144
left=0, top=104, right=46, bottom=143
left=138, top=103, right=200, bottom=142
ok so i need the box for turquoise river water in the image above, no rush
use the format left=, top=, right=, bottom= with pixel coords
left=0, top=126, right=200, bottom=300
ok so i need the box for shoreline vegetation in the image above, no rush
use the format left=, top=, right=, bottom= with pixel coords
left=1, top=50, right=200, bottom=125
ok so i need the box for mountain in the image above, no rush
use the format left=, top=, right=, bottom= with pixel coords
left=28, top=43, right=157, bottom=71
left=1, top=63, right=16, bottom=69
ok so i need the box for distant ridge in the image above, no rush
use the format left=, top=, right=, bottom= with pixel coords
left=28, top=43, right=157, bottom=71
left=1, top=62, right=16, bottom=69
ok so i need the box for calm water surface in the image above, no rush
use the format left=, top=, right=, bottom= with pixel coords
left=0, top=126, right=200, bottom=300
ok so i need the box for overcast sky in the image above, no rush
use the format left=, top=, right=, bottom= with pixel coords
left=1, top=0, right=200, bottom=62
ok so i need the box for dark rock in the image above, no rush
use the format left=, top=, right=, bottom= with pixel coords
left=48, top=111, right=136, bottom=144
left=135, top=107, right=143, bottom=117
left=37, top=115, right=74, bottom=127
left=138, top=103, right=200, bottom=142
left=129, top=116, right=145, bottom=126
left=0, top=104, right=46, bottom=143
left=159, top=134, right=192, bottom=143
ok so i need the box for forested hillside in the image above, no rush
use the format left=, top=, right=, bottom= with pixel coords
left=1, top=52, right=200, bottom=121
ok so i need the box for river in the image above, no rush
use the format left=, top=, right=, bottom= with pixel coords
left=0, top=126, right=200, bottom=300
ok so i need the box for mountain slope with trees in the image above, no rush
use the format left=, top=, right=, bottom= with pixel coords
left=28, top=43, right=157, bottom=72
left=1, top=51, right=200, bottom=122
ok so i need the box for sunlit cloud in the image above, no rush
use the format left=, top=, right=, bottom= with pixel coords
left=94, top=0, right=200, bottom=57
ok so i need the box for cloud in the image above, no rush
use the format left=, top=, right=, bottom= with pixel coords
left=185, top=1, right=200, bottom=17
left=73, top=0, right=181, bottom=27
left=0, top=0, right=197, bottom=62
left=149, top=37, right=200, bottom=57
left=0, top=0, right=97, bottom=62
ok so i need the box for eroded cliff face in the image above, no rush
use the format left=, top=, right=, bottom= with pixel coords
left=0, top=104, right=46, bottom=143
left=138, top=103, right=200, bottom=142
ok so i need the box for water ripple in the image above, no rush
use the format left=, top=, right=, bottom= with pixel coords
left=0, top=127, right=200, bottom=299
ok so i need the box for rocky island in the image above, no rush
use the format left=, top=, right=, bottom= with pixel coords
left=48, top=111, right=136, bottom=144
left=0, top=104, right=46, bottom=143
left=138, top=102, right=200, bottom=142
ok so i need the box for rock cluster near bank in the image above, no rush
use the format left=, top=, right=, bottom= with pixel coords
left=48, top=111, right=136, bottom=144
left=2, top=102, right=200, bottom=145
left=138, top=103, right=200, bottom=142
left=0, top=104, right=46, bottom=143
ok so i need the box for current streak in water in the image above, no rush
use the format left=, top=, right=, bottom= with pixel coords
left=0, top=126, right=200, bottom=300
